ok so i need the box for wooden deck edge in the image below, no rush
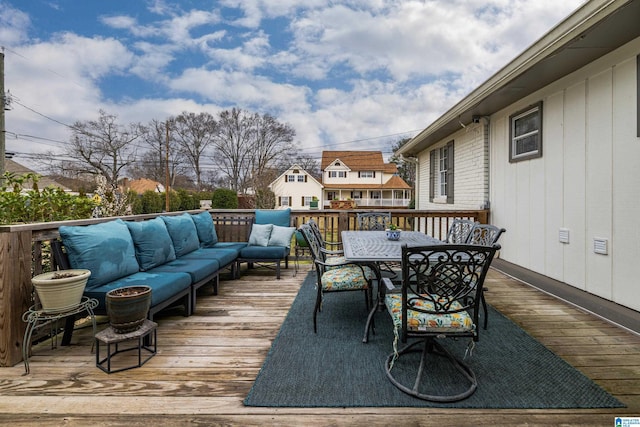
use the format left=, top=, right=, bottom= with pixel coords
left=491, top=259, right=640, bottom=336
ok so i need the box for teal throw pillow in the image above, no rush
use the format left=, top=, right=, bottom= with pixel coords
left=59, top=219, right=140, bottom=288
left=162, top=213, right=200, bottom=257
left=268, top=225, right=296, bottom=248
left=248, top=224, right=273, bottom=246
left=191, top=211, right=218, bottom=247
left=126, top=217, right=176, bottom=271
left=255, top=208, right=291, bottom=227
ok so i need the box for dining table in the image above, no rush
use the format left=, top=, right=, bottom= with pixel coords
left=341, top=230, right=443, bottom=342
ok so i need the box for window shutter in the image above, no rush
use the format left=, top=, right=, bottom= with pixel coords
left=373, top=172, right=376, bottom=178
left=289, top=196, right=292, bottom=206
left=304, top=175, right=308, bottom=182
left=429, top=150, right=435, bottom=202
left=278, top=196, right=282, bottom=206
left=301, top=196, right=305, bottom=206
left=446, top=140, right=454, bottom=204
left=285, top=175, right=288, bottom=182
left=358, top=171, right=361, bottom=178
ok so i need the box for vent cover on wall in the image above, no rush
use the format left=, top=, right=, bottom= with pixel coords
left=593, top=238, right=608, bottom=255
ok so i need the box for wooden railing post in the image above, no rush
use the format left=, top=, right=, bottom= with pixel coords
left=0, top=230, right=33, bottom=367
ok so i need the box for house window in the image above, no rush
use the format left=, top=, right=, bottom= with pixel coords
left=359, top=171, right=374, bottom=178
left=509, top=101, right=543, bottom=162
left=352, top=191, right=363, bottom=199
left=329, top=171, right=347, bottom=178
left=327, top=191, right=337, bottom=200
left=371, top=191, right=381, bottom=199
left=303, top=196, right=312, bottom=206
left=297, top=175, right=305, bottom=182
left=429, top=140, right=454, bottom=204
left=287, top=175, right=295, bottom=182
left=279, top=196, right=291, bottom=207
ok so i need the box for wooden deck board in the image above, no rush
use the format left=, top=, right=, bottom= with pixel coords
left=0, top=265, right=638, bottom=426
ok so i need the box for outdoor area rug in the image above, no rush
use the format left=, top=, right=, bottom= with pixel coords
left=244, top=272, right=625, bottom=408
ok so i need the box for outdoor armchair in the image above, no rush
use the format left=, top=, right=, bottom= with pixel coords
left=445, top=218, right=478, bottom=244
left=299, top=223, right=375, bottom=333
left=384, top=243, right=499, bottom=402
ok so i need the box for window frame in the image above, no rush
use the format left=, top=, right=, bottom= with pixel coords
left=429, top=140, right=454, bottom=204
left=509, top=101, right=543, bottom=162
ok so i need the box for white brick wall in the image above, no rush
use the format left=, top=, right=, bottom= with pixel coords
left=417, top=122, right=489, bottom=210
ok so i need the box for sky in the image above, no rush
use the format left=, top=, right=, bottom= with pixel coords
left=1, top=0, right=587, bottom=169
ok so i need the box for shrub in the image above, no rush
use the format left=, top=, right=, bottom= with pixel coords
left=211, top=188, right=238, bottom=209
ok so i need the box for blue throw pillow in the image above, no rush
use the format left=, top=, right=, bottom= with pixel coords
left=255, top=208, right=291, bottom=227
left=191, top=211, right=218, bottom=247
left=59, top=219, right=140, bottom=288
left=268, top=225, right=296, bottom=249
left=248, top=224, right=273, bottom=246
left=162, top=213, right=200, bottom=257
left=126, top=217, right=176, bottom=271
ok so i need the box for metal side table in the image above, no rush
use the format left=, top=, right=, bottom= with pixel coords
left=22, top=296, right=98, bottom=374
left=95, top=319, right=157, bottom=374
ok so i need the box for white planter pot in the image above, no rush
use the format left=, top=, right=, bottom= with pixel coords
left=31, top=269, right=91, bottom=313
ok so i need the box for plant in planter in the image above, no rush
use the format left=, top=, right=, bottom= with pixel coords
left=310, top=196, right=319, bottom=209
left=31, top=269, right=91, bottom=313
left=385, top=223, right=402, bottom=241
left=106, top=286, right=152, bottom=334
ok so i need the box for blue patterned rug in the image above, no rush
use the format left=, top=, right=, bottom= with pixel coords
left=245, top=272, right=625, bottom=408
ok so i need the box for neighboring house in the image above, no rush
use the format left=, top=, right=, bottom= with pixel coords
left=4, top=159, right=71, bottom=192
left=121, top=178, right=165, bottom=194
left=321, top=151, right=412, bottom=208
left=396, top=0, right=640, bottom=312
left=269, top=164, right=323, bottom=209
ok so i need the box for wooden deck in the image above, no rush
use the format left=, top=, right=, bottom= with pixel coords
left=0, top=264, right=638, bottom=426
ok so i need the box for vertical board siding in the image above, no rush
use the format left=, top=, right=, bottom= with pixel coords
left=489, top=38, right=640, bottom=312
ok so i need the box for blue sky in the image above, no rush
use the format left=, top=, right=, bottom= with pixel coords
left=1, top=0, right=586, bottom=166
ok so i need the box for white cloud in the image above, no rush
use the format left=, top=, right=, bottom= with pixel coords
left=1, top=0, right=587, bottom=162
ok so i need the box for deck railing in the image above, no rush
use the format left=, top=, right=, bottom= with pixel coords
left=0, top=208, right=488, bottom=367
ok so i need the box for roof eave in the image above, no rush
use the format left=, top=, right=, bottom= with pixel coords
left=398, top=0, right=639, bottom=156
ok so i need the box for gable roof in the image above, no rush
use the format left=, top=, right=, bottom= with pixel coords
left=268, top=164, right=323, bottom=188
left=123, top=178, right=165, bottom=194
left=321, top=151, right=397, bottom=174
left=398, top=0, right=640, bottom=156
left=4, top=159, right=71, bottom=191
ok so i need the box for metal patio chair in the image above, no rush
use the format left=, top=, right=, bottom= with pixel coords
left=384, top=243, right=499, bottom=402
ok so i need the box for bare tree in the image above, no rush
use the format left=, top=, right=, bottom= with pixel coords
left=389, top=138, right=416, bottom=188
left=212, top=108, right=296, bottom=194
left=62, top=110, right=144, bottom=188
left=293, top=154, right=320, bottom=179
left=130, top=118, right=189, bottom=187
left=211, top=108, right=255, bottom=193
left=173, top=112, right=216, bottom=191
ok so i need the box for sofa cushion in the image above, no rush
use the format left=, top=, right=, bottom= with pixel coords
left=248, top=223, right=273, bottom=246
left=83, top=271, right=192, bottom=312
left=162, top=213, right=200, bottom=257
left=268, top=225, right=296, bottom=249
left=149, top=258, right=220, bottom=283
left=255, top=208, right=291, bottom=227
left=191, top=211, right=218, bottom=247
left=180, top=247, right=240, bottom=269
left=126, top=217, right=176, bottom=271
left=239, top=245, right=288, bottom=260
left=59, top=219, right=140, bottom=289
left=211, top=242, right=248, bottom=251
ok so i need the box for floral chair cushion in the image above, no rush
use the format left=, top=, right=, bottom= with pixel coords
left=385, top=293, right=474, bottom=333
left=324, top=256, right=376, bottom=280
left=321, top=265, right=370, bottom=291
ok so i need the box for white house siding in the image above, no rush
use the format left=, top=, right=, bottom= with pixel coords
left=489, top=37, right=640, bottom=312
left=269, top=169, right=323, bottom=210
left=416, top=124, right=489, bottom=211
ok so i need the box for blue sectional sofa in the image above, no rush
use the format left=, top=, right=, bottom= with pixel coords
left=52, top=209, right=295, bottom=344
left=54, top=212, right=243, bottom=320
left=235, top=208, right=295, bottom=280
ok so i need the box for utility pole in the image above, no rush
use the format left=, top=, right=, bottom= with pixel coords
left=165, top=121, right=170, bottom=212
left=1, top=48, right=6, bottom=180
